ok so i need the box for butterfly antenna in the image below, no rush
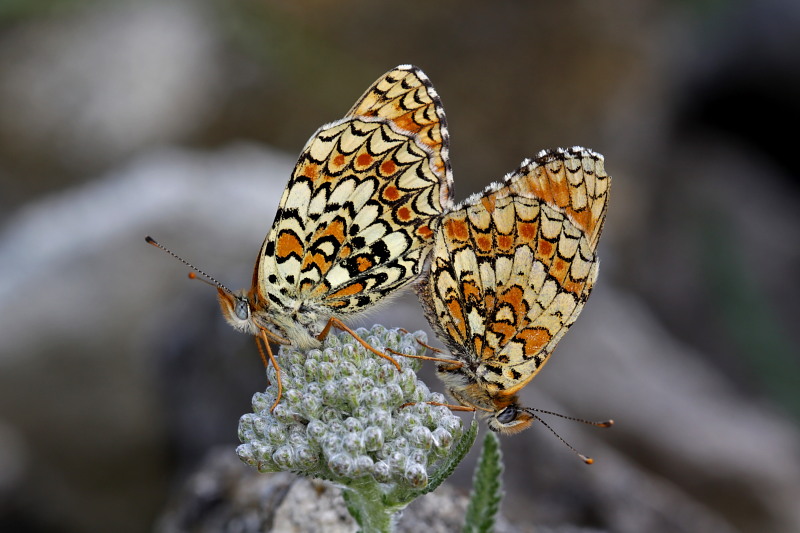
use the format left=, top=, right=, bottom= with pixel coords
left=521, top=408, right=613, bottom=464
left=145, top=236, right=234, bottom=294
left=530, top=414, right=597, bottom=465
left=187, top=271, right=221, bottom=288
left=523, top=407, right=614, bottom=428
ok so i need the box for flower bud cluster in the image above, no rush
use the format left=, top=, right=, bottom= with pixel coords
left=236, top=325, right=463, bottom=490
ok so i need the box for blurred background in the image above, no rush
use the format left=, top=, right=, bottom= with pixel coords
left=1, top=1, right=798, bottom=532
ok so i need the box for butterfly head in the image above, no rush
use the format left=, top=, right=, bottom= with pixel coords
left=218, top=287, right=262, bottom=336
left=488, top=404, right=535, bottom=435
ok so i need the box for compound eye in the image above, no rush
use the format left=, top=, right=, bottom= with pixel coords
left=234, top=299, right=249, bottom=320
left=496, top=406, right=518, bottom=425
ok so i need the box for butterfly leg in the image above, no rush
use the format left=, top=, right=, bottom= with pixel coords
left=320, top=317, right=402, bottom=371
left=386, top=347, right=465, bottom=366
left=383, top=328, right=465, bottom=367
left=395, top=328, right=445, bottom=353
left=253, top=337, right=271, bottom=386
left=402, top=401, right=477, bottom=412
left=256, top=331, right=283, bottom=412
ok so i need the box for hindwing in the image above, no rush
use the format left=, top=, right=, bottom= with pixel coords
left=422, top=147, right=609, bottom=396
left=257, top=66, right=454, bottom=317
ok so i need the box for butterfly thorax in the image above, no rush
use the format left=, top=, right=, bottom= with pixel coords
left=252, top=293, right=327, bottom=349
left=436, top=357, right=502, bottom=410
left=217, top=287, right=323, bottom=348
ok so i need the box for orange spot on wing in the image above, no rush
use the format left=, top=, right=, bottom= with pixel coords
left=397, top=206, right=411, bottom=221
left=276, top=232, right=304, bottom=259
left=393, top=113, right=419, bottom=134
left=446, top=324, right=463, bottom=345
left=301, top=220, right=347, bottom=275
left=490, top=321, right=517, bottom=345
left=303, top=163, right=318, bottom=179
left=446, top=299, right=466, bottom=338
left=538, top=239, right=553, bottom=256
left=316, top=219, right=346, bottom=243
left=380, top=160, right=397, bottom=176
left=561, top=277, right=585, bottom=295
left=312, top=281, right=331, bottom=298
left=461, top=280, right=481, bottom=303
left=497, top=234, right=514, bottom=251
left=356, top=256, right=373, bottom=272
left=519, top=222, right=537, bottom=241
left=417, top=225, right=433, bottom=238
left=476, top=235, right=492, bottom=253
left=444, top=219, right=470, bottom=241
left=527, top=167, right=563, bottom=206
left=329, top=282, right=365, bottom=298
left=333, top=154, right=346, bottom=167
left=481, top=195, right=496, bottom=213
left=570, top=210, right=592, bottom=238
left=498, top=286, right=525, bottom=318
left=383, top=185, right=400, bottom=201
left=304, top=253, right=331, bottom=276
left=515, top=327, right=551, bottom=355
left=357, top=153, right=373, bottom=167
left=551, top=258, right=567, bottom=278
left=475, top=336, right=489, bottom=359
left=529, top=168, right=596, bottom=239
left=549, top=176, right=571, bottom=207
left=485, top=292, right=495, bottom=311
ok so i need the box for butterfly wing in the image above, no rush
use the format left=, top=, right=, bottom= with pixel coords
left=256, top=65, right=454, bottom=318
left=424, top=147, right=610, bottom=397
left=505, top=147, right=609, bottom=248
left=347, top=65, right=452, bottom=185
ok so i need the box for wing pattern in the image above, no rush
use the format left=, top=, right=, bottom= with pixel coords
left=254, top=66, right=453, bottom=333
left=421, top=147, right=609, bottom=400
left=348, top=65, right=452, bottom=185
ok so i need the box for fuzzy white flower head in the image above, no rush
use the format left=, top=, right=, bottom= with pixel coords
left=237, top=325, right=465, bottom=490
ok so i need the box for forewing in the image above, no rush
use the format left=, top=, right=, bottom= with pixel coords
left=506, top=146, right=610, bottom=248
left=348, top=64, right=452, bottom=189
left=257, top=66, right=453, bottom=315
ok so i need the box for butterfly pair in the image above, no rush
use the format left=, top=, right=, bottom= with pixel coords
left=150, top=65, right=610, bottom=440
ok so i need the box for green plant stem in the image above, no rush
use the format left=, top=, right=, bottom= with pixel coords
left=342, top=479, right=405, bottom=533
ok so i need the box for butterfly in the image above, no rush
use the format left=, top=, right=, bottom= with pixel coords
left=416, top=147, right=611, bottom=440
left=148, top=65, right=454, bottom=408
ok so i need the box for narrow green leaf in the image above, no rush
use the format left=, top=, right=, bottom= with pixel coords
left=341, top=490, right=363, bottom=528
left=424, top=420, right=479, bottom=496
left=463, top=431, right=504, bottom=533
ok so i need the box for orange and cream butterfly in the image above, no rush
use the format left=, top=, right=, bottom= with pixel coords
left=148, top=65, right=453, bottom=407
left=416, top=147, right=612, bottom=456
